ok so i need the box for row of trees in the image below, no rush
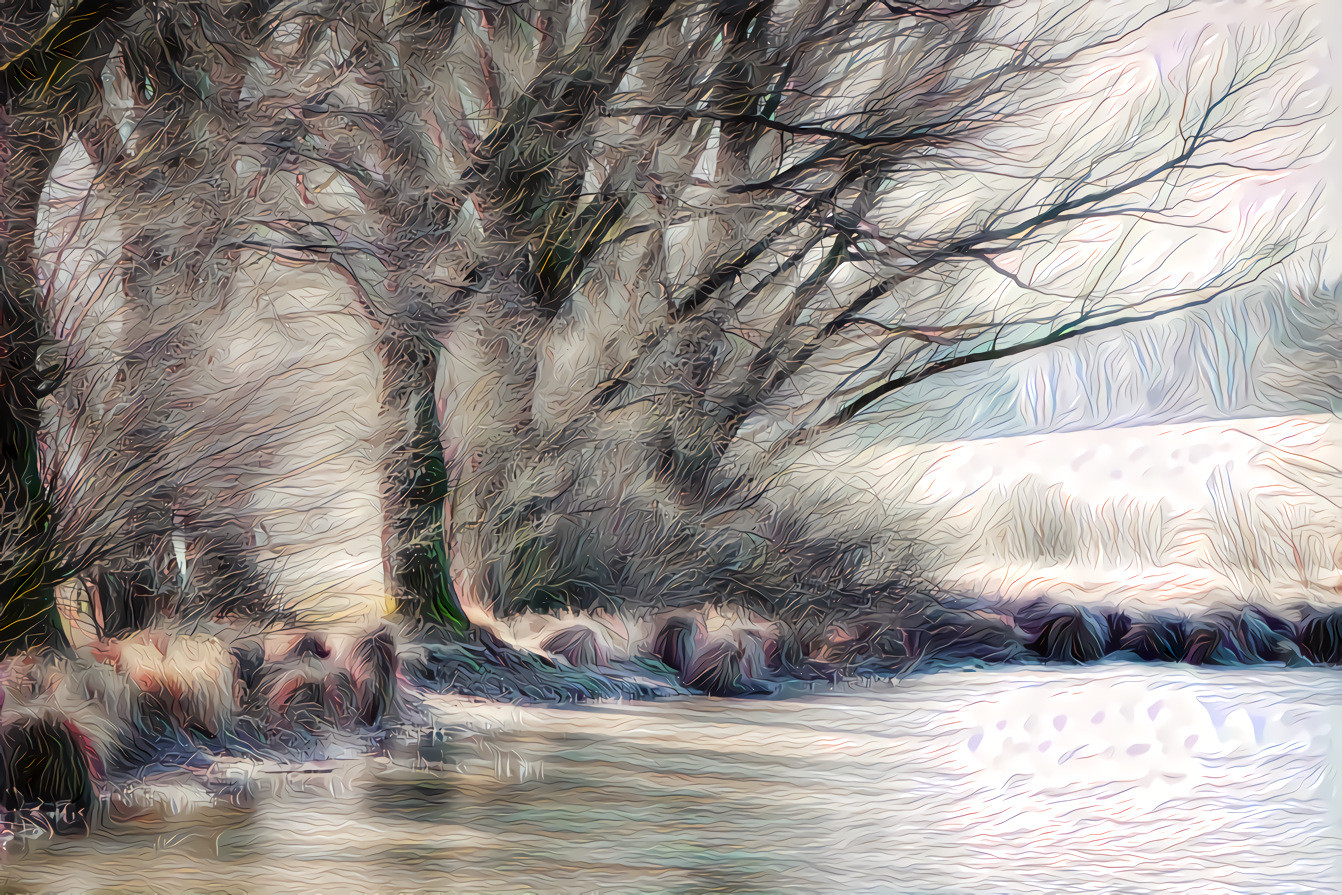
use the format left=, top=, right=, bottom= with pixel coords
left=0, top=0, right=1323, bottom=659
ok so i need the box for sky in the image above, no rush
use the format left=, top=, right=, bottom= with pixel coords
left=837, top=0, right=1341, bottom=448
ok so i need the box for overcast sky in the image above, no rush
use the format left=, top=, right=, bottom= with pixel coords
left=834, top=0, right=1341, bottom=448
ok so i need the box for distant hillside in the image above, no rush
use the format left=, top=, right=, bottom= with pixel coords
left=855, top=272, right=1340, bottom=446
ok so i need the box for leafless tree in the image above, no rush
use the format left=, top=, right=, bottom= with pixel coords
left=1, top=0, right=1324, bottom=665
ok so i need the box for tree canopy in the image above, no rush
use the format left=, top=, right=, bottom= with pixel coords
left=0, top=0, right=1325, bottom=655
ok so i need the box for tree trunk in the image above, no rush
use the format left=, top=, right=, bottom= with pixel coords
left=1, top=108, right=68, bottom=654
left=1, top=0, right=143, bottom=654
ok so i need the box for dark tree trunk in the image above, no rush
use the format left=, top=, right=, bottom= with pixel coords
left=1, top=108, right=68, bottom=654
left=380, top=327, right=467, bottom=633
left=0, top=0, right=139, bottom=654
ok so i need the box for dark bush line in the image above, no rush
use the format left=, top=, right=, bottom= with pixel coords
left=632, top=602, right=1342, bottom=697
left=1001, top=601, right=1326, bottom=669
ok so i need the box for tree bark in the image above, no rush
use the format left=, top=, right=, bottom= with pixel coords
left=1, top=0, right=138, bottom=654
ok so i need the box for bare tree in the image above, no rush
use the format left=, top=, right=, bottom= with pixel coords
left=420, top=0, right=1321, bottom=632
left=7, top=0, right=1324, bottom=666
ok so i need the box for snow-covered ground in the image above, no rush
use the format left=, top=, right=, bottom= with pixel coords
left=864, top=413, right=1342, bottom=613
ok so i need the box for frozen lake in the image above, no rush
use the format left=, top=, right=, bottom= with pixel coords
left=4, top=665, right=1342, bottom=893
